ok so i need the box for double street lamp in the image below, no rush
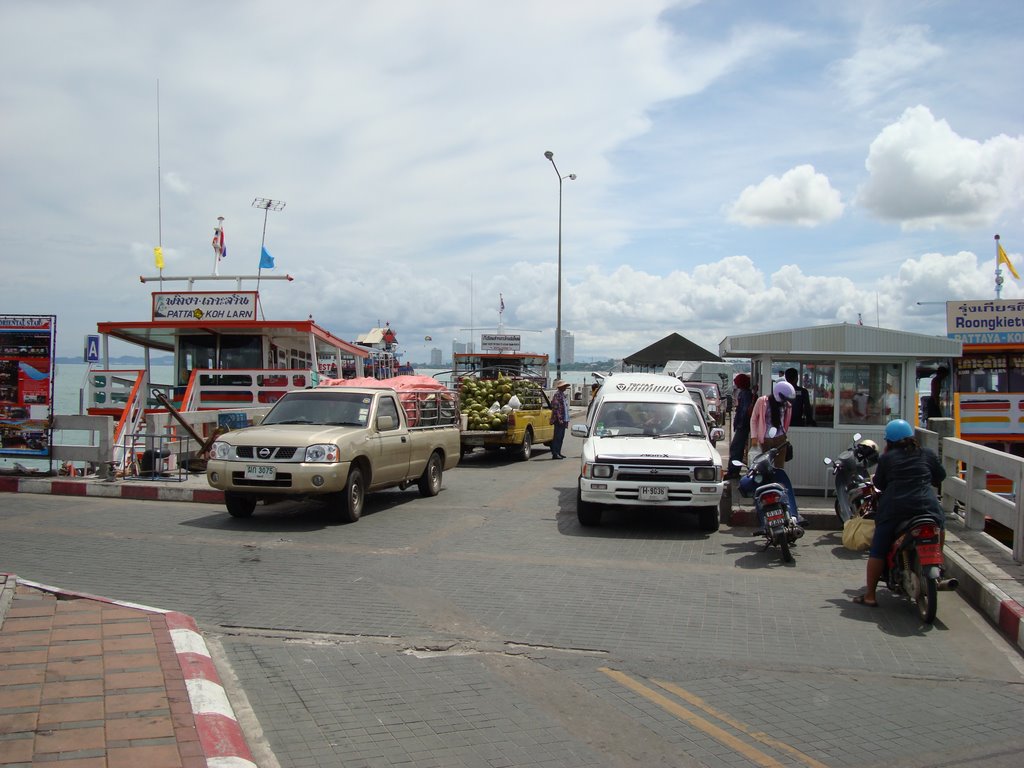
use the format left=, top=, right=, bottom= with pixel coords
left=543, top=151, right=576, bottom=381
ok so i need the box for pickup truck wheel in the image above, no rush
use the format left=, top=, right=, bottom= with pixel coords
left=225, top=492, right=256, bottom=518
left=576, top=485, right=602, bottom=526
left=337, top=467, right=365, bottom=523
left=417, top=452, right=443, bottom=497
left=516, top=428, right=533, bottom=461
left=697, top=506, right=720, bottom=533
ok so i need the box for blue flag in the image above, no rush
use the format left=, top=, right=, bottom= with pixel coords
left=260, top=246, right=275, bottom=269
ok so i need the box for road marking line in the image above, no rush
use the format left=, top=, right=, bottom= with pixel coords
left=652, top=678, right=830, bottom=768
left=599, top=667, right=787, bottom=768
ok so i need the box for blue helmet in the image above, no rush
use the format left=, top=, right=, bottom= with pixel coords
left=884, top=419, right=914, bottom=442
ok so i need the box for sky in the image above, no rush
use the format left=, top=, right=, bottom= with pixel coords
left=2, top=0, right=1023, bottom=364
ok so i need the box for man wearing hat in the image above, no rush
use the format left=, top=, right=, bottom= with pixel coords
left=549, top=379, right=571, bottom=459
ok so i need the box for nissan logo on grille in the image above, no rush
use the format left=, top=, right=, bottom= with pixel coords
left=258, top=448, right=272, bottom=459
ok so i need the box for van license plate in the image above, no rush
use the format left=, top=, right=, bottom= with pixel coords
left=639, top=485, right=668, bottom=502
left=244, top=465, right=276, bottom=481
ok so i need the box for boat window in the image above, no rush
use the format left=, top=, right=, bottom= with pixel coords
left=219, top=336, right=261, bottom=370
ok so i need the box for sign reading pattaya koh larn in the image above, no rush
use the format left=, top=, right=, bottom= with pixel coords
left=152, top=291, right=258, bottom=321
left=946, top=300, right=1024, bottom=344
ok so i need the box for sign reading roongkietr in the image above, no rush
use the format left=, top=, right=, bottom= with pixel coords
left=947, top=300, right=1024, bottom=344
left=481, top=334, right=521, bottom=352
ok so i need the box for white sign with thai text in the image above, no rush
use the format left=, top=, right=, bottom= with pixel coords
left=481, top=334, right=521, bottom=351
left=152, top=292, right=258, bottom=321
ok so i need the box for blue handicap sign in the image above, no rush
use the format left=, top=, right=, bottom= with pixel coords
left=85, top=334, right=100, bottom=363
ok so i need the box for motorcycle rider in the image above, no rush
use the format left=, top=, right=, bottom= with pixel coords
left=749, top=379, right=804, bottom=530
left=852, top=419, right=946, bottom=607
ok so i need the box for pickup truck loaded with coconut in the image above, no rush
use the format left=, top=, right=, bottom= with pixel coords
left=206, top=376, right=461, bottom=522
left=458, top=372, right=554, bottom=460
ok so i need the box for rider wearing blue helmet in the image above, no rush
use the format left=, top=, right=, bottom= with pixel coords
left=853, top=419, right=946, bottom=607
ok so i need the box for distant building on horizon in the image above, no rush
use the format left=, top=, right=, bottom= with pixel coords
left=560, top=330, right=575, bottom=365
left=429, top=348, right=442, bottom=367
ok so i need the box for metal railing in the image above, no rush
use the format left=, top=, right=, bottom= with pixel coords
left=926, top=418, right=1024, bottom=563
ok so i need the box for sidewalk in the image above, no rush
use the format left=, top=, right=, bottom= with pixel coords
left=0, top=573, right=255, bottom=767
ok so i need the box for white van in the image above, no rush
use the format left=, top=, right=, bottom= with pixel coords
left=570, top=373, right=725, bottom=530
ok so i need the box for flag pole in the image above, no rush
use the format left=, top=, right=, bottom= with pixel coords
left=996, top=233, right=1002, bottom=299
left=156, top=79, right=163, bottom=288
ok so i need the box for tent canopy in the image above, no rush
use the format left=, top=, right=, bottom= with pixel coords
left=623, top=333, right=723, bottom=368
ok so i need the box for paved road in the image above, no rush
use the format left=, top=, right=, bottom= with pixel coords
left=2, top=449, right=1023, bottom=768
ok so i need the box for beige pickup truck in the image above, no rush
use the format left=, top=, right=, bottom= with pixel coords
left=206, top=384, right=461, bottom=522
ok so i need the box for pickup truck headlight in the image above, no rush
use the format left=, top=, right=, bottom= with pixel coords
left=304, top=444, right=340, bottom=463
left=583, top=463, right=613, bottom=479
left=693, top=466, right=718, bottom=481
left=209, top=441, right=232, bottom=460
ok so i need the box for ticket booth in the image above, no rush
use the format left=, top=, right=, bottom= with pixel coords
left=719, top=323, right=961, bottom=492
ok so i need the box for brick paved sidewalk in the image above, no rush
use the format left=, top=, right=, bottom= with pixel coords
left=0, top=575, right=255, bottom=767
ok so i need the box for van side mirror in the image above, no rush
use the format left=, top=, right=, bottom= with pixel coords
left=571, top=424, right=589, bottom=438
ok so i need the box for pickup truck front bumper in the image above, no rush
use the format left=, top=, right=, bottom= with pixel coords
left=206, top=459, right=353, bottom=495
left=578, top=476, right=723, bottom=508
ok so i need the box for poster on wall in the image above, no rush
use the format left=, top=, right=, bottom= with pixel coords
left=0, top=315, right=56, bottom=459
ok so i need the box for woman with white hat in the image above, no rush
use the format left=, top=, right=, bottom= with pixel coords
left=549, top=379, right=571, bottom=459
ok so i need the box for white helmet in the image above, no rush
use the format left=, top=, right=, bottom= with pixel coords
left=772, top=380, right=796, bottom=402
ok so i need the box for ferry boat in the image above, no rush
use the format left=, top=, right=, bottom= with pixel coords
left=85, top=272, right=410, bottom=459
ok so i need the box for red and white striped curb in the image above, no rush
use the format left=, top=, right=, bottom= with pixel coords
left=942, top=548, right=1024, bottom=653
left=12, top=578, right=256, bottom=768
left=165, top=612, right=257, bottom=768
left=0, top=476, right=224, bottom=504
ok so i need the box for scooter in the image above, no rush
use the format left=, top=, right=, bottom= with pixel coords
left=734, top=442, right=804, bottom=563
left=823, top=433, right=878, bottom=523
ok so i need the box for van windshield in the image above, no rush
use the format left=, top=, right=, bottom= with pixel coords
left=595, top=402, right=705, bottom=437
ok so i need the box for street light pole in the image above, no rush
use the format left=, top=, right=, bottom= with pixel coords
left=544, top=151, right=575, bottom=381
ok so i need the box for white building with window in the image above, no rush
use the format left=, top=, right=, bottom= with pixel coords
left=719, top=323, right=961, bottom=491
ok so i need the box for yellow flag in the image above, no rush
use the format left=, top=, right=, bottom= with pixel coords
left=154, top=246, right=164, bottom=270
left=998, top=242, right=1019, bottom=280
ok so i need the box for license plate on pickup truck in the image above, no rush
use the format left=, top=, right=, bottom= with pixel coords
left=638, top=485, right=668, bottom=502
left=244, top=465, right=276, bottom=481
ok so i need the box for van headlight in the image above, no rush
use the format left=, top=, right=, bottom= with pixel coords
left=209, top=441, right=232, bottom=460
left=305, top=444, right=340, bottom=463
left=693, top=466, right=717, bottom=481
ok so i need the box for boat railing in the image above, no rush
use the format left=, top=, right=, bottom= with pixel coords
left=182, top=368, right=315, bottom=411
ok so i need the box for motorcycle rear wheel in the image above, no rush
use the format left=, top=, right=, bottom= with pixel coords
left=914, top=558, right=938, bottom=624
left=776, top=530, right=793, bottom=563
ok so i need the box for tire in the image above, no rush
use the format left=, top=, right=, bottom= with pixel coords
left=779, top=535, right=793, bottom=563
left=697, top=506, right=719, bottom=533
left=576, top=485, right=601, bottom=526
left=417, top=452, right=443, bottom=497
left=516, top=428, right=533, bottom=461
left=337, top=466, right=365, bottom=523
left=834, top=477, right=853, bottom=523
left=914, top=557, right=938, bottom=623
left=225, top=492, right=256, bottom=518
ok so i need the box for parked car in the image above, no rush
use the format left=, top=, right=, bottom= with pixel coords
left=684, top=381, right=723, bottom=425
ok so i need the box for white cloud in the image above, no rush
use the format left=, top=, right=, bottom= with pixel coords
left=831, top=24, right=944, bottom=109
left=727, top=165, right=844, bottom=227
left=857, top=106, right=1024, bottom=230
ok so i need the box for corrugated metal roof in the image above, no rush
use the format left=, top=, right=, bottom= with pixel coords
left=719, top=322, right=961, bottom=358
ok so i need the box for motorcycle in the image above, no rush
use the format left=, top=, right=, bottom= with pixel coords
left=823, top=433, right=879, bottom=523
left=734, top=442, right=804, bottom=563
left=859, top=486, right=956, bottom=623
